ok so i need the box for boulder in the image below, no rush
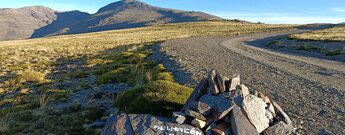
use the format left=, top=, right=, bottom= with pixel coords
left=242, top=95, right=270, bottom=133
left=230, top=105, right=259, bottom=135
left=262, top=121, right=295, bottom=135
left=102, top=114, right=204, bottom=135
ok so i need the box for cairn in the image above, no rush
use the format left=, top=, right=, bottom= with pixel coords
left=102, top=70, right=295, bottom=135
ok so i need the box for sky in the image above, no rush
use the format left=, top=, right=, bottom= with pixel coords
left=1, top=0, right=345, bottom=24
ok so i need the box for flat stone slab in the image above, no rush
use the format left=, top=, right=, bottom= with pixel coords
left=102, top=114, right=204, bottom=135
left=231, top=105, right=259, bottom=135
left=242, top=95, right=270, bottom=133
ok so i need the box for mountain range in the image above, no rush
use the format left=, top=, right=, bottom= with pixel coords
left=0, top=0, right=222, bottom=41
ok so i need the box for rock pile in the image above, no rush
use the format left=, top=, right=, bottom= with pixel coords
left=102, top=70, right=296, bottom=135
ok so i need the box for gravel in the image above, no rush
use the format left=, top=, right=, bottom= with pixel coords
left=150, top=30, right=345, bottom=134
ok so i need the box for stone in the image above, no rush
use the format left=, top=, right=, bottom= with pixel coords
left=242, top=95, right=270, bottom=133
left=267, top=103, right=276, bottom=118
left=229, top=75, right=240, bottom=91
left=270, top=99, right=292, bottom=125
left=212, top=122, right=232, bottom=135
left=230, top=105, right=259, bottom=135
left=196, top=101, right=212, bottom=116
left=191, top=118, right=206, bottom=129
left=181, top=79, right=208, bottom=111
left=263, top=121, right=295, bottom=135
left=208, top=69, right=220, bottom=95
left=317, top=129, right=335, bottom=135
left=240, top=84, right=249, bottom=98
left=261, top=96, right=270, bottom=104
left=185, top=109, right=207, bottom=121
left=172, top=112, right=187, bottom=124
left=102, top=114, right=204, bottom=135
left=199, top=95, right=235, bottom=121
left=215, top=72, right=226, bottom=93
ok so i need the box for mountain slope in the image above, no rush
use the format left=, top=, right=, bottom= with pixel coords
left=57, top=0, right=222, bottom=35
left=0, top=0, right=222, bottom=40
left=0, top=6, right=56, bottom=41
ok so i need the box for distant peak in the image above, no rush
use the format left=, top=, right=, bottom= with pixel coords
left=96, top=0, right=150, bottom=13
left=122, top=0, right=137, bottom=3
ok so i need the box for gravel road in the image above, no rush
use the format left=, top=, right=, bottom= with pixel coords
left=150, top=29, right=345, bottom=134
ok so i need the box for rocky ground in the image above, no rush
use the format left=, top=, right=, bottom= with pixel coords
left=150, top=30, right=345, bottom=134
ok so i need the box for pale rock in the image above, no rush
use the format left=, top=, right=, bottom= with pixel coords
left=242, top=95, right=270, bottom=133
left=263, top=121, right=295, bottom=135
left=172, top=112, right=187, bottom=124
left=185, top=109, right=207, bottom=121
left=240, top=84, right=249, bottom=98
left=208, top=69, right=219, bottom=95
left=230, top=75, right=240, bottom=91
left=191, top=118, right=206, bottom=129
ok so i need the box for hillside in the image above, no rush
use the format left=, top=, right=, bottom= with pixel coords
left=0, top=0, right=222, bottom=41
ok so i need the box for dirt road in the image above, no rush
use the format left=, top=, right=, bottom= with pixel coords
left=151, top=29, right=345, bottom=134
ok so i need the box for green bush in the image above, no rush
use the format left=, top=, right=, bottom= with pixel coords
left=157, top=72, right=174, bottom=82
left=115, top=80, right=192, bottom=117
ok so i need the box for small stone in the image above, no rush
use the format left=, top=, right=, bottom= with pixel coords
left=172, top=112, right=187, bottom=124
left=263, top=121, right=295, bottom=135
left=267, top=103, right=276, bottom=117
left=191, top=118, right=206, bottom=129
left=241, top=84, right=249, bottom=98
left=185, top=109, right=207, bottom=121
left=212, top=122, right=232, bottom=135
left=242, top=95, right=270, bottom=133
left=197, top=101, right=212, bottom=116
left=229, top=75, right=240, bottom=91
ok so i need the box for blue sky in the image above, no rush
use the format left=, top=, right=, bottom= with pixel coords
left=1, top=0, right=345, bottom=24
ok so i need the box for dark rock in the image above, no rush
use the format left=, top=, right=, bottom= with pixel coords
left=208, top=69, right=220, bottom=95
left=212, top=122, right=232, bottom=135
left=102, top=114, right=204, bottom=135
left=230, top=105, right=259, bottom=135
left=199, top=95, right=235, bottom=122
left=205, top=122, right=217, bottom=135
left=185, top=109, right=207, bottom=121
left=263, top=121, right=295, bottom=135
left=172, top=112, right=187, bottom=124
left=182, top=79, right=208, bottom=111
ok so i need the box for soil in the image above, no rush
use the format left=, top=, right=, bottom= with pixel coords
left=150, top=29, right=345, bottom=134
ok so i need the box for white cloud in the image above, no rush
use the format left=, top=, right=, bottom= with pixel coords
left=331, top=8, right=345, bottom=13
left=210, top=12, right=345, bottom=24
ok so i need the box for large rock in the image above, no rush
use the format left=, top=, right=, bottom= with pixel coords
left=199, top=95, right=235, bottom=121
left=102, top=114, right=204, bottom=135
left=230, top=105, right=259, bottom=135
left=242, top=95, right=270, bottom=133
left=263, top=121, right=295, bottom=135
left=215, top=72, right=226, bottom=93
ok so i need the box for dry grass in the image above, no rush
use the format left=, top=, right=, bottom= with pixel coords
left=289, top=25, right=345, bottom=42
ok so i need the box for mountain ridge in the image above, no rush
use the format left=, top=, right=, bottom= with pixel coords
left=0, top=0, right=222, bottom=41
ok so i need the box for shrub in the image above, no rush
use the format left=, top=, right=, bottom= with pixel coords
left=325, top=50, right=342, bottom=56
left=115, top=80, right=192, bottom=117
left=157, top=72, right=174, bottom=82
left=96, top=67, right=131, bottom=84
